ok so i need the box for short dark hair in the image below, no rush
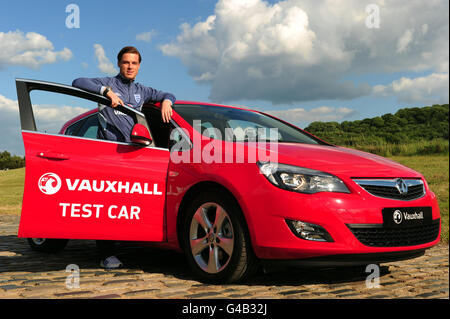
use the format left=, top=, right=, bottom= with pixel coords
left=117, top=46, right=142, bottom=63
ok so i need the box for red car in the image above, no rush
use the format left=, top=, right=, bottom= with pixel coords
left=16, top=79, right=441, bottom=283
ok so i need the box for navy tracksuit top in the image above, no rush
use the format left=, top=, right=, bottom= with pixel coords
left=72, top=74, right=176, bottom=142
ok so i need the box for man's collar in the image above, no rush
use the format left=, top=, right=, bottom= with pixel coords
left=116, top=73, right=135, bottom=84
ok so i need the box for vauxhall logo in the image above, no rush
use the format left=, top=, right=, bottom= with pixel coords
left=393, top=209, right=424, bottom=224
left=38, top=173, right=162, bottom=196
left=393, top=210, right=403, bottom=224
left=395, top=178, right=408, bottom=195
left=38, top=173, right=62, bottom=195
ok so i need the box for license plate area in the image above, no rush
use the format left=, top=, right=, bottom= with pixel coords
left=382, top=207, right=432, bottom=228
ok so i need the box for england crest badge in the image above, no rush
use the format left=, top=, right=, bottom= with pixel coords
left=134, top=94, right=141, bottom=104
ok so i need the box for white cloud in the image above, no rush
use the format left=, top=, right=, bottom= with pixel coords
left=265, top=106, right=357, bottom=126
left=0, top=95, right=18, bottom=113
left=396, top=29, right=414, bottom=54
left=136, top=30, right=157, bottom=42
left=0, top=95, right=23, bottom=155
left=0, top=94, right=90, bottom=156
left=94, top=44, right=117, bottom=75
left=33, top=104, right=90, bottom=133
left=160, top=0, right=449, bottom=105
left=0, top=30, right=72, bottom=69
left=373, top=73, right=449, bottom=105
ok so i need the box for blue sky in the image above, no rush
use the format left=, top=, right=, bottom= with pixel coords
left=0, top=0, right=448, bottom=155
left=0, top=1, right=215, bottom=100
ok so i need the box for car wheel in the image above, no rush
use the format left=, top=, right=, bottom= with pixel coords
left=182, top=191, right=258, bottom=283
left=27, top=238, right=69, bottom=253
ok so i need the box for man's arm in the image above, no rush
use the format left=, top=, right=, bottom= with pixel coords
left=143, top=87, right=176, bottom=123
left=160, top=99, right=173, bottom=123
left=72, top=77, right=107, bottom=95
left=143, top=87, right=176, bottom=105
left=72, top=77, right=124, bottom=107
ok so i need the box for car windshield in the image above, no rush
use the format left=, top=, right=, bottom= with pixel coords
left=174, top=104, right=325, bottom=145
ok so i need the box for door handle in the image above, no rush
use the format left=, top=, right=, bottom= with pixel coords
left=37, top=151, right=70, bottom=160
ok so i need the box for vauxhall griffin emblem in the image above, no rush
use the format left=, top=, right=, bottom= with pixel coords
left=395, top=178, right=408, bottom=196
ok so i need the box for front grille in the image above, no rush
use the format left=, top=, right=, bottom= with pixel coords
left=347, top=220, right=440, bottom=247
left=353, top=179, right=425, bottom=201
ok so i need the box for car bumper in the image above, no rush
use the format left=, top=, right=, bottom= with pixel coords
left=243, top=183, right=441, bottom=261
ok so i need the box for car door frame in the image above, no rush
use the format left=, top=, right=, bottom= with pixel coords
left=16, top=78, right=152, bottom=137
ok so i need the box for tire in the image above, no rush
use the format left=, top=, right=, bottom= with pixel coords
left=181, top=191, right=258, bottom=284
left=27, top=238, right=69, bottom=253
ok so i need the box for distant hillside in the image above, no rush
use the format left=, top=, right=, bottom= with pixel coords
left=304, top=104, right=449, bottom=156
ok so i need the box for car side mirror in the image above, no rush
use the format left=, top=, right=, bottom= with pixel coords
left=131, top=123, right=152, bottom=146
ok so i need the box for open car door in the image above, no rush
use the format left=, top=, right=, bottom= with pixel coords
left=16, top=79, right=169, bottom=242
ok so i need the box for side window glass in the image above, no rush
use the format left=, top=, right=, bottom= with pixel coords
left=228, top=119, right=282, bottom=141
left=200, top=121, right=221, bottom=139
left=76, top=115, right=99, bottom=139
left=65, top=118, right=86, bottom=136
left=169, top=125, right=192, bottom=151
left=30, top=90, right=94, bottom=135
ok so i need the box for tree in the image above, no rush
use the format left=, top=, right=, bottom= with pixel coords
left=0, top=151, right=25, bottom=170
left=304, top=104, right=449, bottom=147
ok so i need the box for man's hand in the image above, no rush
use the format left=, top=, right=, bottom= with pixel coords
left=106, top=90, right=124, bottom=108
left=161, top=99, right=173, bottom=123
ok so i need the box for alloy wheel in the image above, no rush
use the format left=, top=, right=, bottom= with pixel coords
left=189, top=202, right=234, bottom=274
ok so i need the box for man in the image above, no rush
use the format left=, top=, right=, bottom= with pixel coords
left=72, top=46, right=175, bottom=142
left=72, top=46, right=176, bottom=269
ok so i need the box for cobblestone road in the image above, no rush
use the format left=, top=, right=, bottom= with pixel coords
left=0, top=214, right=448, bottom=299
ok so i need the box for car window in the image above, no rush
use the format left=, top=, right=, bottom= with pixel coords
left=175, top=104, right=324, bottom=145
left=169, top=125, right=192, bottom=151
left=76, top=115, right=99, bottom=139
left=200, top=121, right=221, bottom=139
left=65, top=118, right=86, bottom=136
left=228, top=119, right=282, bottom=141
left=65, top=114, right=99, bottom=139
left=29, top=90, right=93, bottom=135
left=21, top=81, right=152, bottom=147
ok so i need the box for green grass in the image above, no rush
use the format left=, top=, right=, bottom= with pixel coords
left=1, top=155, right=448, bottom=243
left=0, top=167, right=24, bottom=215
left=347, top=139, right=449, bottom=157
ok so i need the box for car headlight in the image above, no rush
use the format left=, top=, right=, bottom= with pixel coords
left=258, top=162, right=350, bottom=194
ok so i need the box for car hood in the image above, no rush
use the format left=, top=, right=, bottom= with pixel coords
left=256, top=142, right=421, bottom=178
